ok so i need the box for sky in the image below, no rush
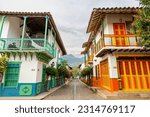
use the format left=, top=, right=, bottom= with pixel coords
left=0, top=0, right=139, bottom=57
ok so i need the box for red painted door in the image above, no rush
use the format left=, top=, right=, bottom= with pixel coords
left=113, top=23, right=126, bottom=46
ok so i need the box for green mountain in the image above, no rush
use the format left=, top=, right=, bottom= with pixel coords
left=62, top=54, right=84, bottom=67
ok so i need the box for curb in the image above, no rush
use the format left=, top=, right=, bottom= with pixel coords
left=40, top=84, right=65, bottom=100
left=79, top=80, right=108, bottom=99
left=41, top=80, right=71, bottom=100
left=79, top=80, right=98, bottom=93
left=78, top=80, right=91, bottom=89
left=0, top=81, right=70, bottom=100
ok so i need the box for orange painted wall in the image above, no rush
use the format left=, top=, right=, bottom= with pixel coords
left=91, top=77, right=119, bottom=92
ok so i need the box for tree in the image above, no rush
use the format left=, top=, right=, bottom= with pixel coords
left=0, top=55, right=8, bottom=72
left=81, top=66, right=93, bottom=85
left=58, top=64, right=70, bottom=78
left=46, top=66, right=58, bottom=77
left=72, top=67, right=80, bottom=78
left=134, top=0, right=150, bottom=47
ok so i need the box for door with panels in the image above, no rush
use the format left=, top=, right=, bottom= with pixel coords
left=100, top=59, right=111, bottom=90
left=118, top=58, right=150, bottom=91
left=113, top=23, right=129, bottom=46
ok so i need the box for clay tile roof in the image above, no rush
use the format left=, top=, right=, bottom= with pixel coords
left=86, top=7, right=141, bottom=33
left=82, top=41, right=89, bottom=48
left=81, top=50, right=86, bottom=54
left=0, top=11, right=51, bottom=16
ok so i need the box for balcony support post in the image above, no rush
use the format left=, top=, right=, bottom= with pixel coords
left=53, top=32, right=56, bottom=57
left=0, top=16, right=6, bottom=37
left=44, top=16, right=49, bottom=49
left=102, top=18, right=104, bottom=46
left=49, top=28, right=52, bottom=45
left=133, top=26, right=138, bottom=45
left=84, top=54, right=86, bottom=64
left=20, top=16, right=27, bottom=50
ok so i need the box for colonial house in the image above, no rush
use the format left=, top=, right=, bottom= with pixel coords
left=82, top=7, right=150, bottom=92
left=81, top=34, right=95, bottom=83
left=0, top=11, right=66, bottom=96
left=81, top=34, right=94, bottom=66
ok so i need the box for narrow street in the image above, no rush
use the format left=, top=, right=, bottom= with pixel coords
left=43, top=79, right=105, bottom=100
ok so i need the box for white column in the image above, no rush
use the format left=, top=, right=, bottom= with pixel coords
left=108, top=54, right=118, bottom=78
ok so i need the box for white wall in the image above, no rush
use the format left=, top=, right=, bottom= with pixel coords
left=9, top=53, right=37, bottom=62
left=2, top=54, right=44, bottom=84
left=105, top=14, right=133, bottom=34
left=7, top=17, right=21, bottom=38
left=36, top=61, right=43, bottom=83
left=1, top=16, right=22, bottom=49
left=19, top=61, right=39, bottom=83
left=1, top=17, right=9, bottom=38
left=1, top=16, right=22, bottom=38
left=108, top=54, right=118, bottom=78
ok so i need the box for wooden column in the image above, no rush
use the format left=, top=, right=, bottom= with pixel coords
left=20, top=16, right=27, bottom=50
left=0, top=16, right=6, bottom=37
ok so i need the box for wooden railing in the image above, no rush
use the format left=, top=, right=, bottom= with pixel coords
left=88, top=55, right=94, bottom=62
left=0, top=38, right=55, bottom=57
left=95, top=34, right=140, bottom=54
left=85, top=55, right=94, bottom=65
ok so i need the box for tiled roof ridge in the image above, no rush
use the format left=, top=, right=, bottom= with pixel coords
left=0, top=11, right=51, bottom=16
left=93, top=7, right=141, bottom=10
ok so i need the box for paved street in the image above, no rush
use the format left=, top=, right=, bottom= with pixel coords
left=43, top=79, right=105, bottom=100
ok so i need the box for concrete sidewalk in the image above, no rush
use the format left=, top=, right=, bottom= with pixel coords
left=0, top=81, right=69, bottom=100
left=79, top=80, right=150, bottom=100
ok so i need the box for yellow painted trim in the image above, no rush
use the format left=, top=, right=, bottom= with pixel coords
left=122, top=61, right=129, bottom=90
left=140, top=61, right=147, bottom=89
left=112, top=37, right=116, bottom=46
left=122, top=89, right=150, bottom=92
left=125, top=37, right=129, bottom=46
left=116, top=54, right=150, bottom=57
left=134, top=61, right=141, bottom=90
left=146, top=61, right=150, bottom=87
left=128, top=61, right=135, bottom=90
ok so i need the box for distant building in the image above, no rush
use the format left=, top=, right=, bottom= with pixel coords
left=82, top=7, right=150, bottom=92
left=0, top=11, right=66, bottom=96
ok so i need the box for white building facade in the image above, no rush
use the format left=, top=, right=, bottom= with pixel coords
left=0, top=11, right=66, bottom=96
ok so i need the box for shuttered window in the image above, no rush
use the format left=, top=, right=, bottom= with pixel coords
left=4, top=62, right=20, bottom=87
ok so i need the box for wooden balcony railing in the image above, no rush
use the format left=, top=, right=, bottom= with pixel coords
left=95, top=34, right=140, bottom=54
left=88, top=55, right=94, bottom=62
left=84, top=55, right=94, bottom=65
left=0, top=38, right=56, bottom=57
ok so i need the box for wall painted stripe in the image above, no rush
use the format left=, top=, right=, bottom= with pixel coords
left=140, top=61, right=147, bottom=89
left=122, top=61, right=129, bottom=90
left=134, top=61, right=141, bottom=89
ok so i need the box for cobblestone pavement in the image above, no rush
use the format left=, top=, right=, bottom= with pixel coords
left=43, top=79, right=105, bottom=100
